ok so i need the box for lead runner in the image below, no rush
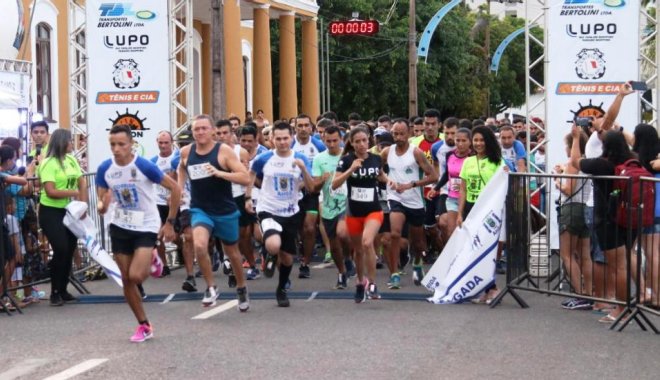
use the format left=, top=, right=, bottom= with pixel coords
left=96, top=125, right=181, bottom=342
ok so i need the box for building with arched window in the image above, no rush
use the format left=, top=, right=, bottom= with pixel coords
left=1, top=0, right=320, bottom=132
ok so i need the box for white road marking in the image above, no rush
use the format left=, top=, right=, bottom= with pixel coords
left=306, top=292, right=318, bottom=302
left=0, top=358, right=50, bottom=380
left=161, top=293, right=175, bottom=304
left=192, top=300, right=238, bottom=320
left=42, top=359, right=108, bottom=380
left=312, top=263, right=334, bottom=269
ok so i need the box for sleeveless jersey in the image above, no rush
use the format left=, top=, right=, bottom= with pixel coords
left=387, top=145, right=424, bottom=209
left=186, top=143, right=236, bottom=215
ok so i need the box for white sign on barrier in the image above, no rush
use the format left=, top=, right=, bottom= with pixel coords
left=86, top=1, right=170, bottom=170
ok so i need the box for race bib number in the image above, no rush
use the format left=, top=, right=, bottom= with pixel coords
left=351, top=187, right=374, bottom=202
left=450, top=178, right=462, bottom=192
left=112, top=208, right=145, bottom=226
left=155, top=184, right=170, bottom=201
left=188, top=163, right=212, bottom=180
left=330, top=183, right=347, bottom=197
left=261, top=218, right=282, bottom=233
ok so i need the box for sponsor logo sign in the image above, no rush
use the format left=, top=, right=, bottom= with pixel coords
left=87, top=0, right=169, bottom=170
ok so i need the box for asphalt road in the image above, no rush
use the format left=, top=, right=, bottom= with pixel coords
left=2, top=262, right=659, bottom=380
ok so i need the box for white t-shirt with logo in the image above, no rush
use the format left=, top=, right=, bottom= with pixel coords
left=150, top=150, right=178, bottom=206
left=97, top=156, right=164, bottom=233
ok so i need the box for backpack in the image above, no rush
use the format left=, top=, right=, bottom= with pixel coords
left=612, top=159, right=656, bottom=229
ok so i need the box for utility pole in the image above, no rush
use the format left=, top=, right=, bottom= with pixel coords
left=484, top=0, right=491, bottom=118
left=211, top=0, right=226, bottom=119
left=408, top=0, right=418, bottom=118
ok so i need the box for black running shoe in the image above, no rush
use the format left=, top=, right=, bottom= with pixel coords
left=50, top=293, right=64, bottom=307
left=276, top=287, right=290, bottom=307
left=61, top=292, right=79, bottom=303
left=354, top=283, right=366, bottom=304
left=182, top=276, right=197, bottom=292
left=222, top=259, right=232, bottom=275
left=298, top=264, right=311, bottom=279
left=237, top=287, right=250, bottom=312
left=228, top=273, right=237, bottom=288
left=264, top=254, right=277, bottom=278
left=161, top=265, right=171, bottom=277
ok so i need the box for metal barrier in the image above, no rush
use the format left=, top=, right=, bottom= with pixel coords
left=490, top=172, right=659, bottom=334
left=5, top=173, right=103, bottom=301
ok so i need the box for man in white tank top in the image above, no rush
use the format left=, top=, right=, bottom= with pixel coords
left=380, top=119, right=438, bottom=289
left=215, top=120, right=260, bottom=283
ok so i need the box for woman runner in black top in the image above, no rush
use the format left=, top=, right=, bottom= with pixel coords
left=332, top=126, right=391, bottom=303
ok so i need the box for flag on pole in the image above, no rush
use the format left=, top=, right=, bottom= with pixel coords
left=422, top=168, right=508, bottom=304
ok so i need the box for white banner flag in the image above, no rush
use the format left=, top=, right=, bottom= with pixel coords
left=422, top=168, right=508, bottom=304
left=86, top=1, right=170, bottom=170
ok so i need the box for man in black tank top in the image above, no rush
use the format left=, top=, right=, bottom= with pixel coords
left=177, top=115, right=252, bottom=312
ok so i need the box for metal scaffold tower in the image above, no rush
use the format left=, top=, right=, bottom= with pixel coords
left=169, top=0, right=194, bottom=138
left=68, top=0, right=87, bottom=161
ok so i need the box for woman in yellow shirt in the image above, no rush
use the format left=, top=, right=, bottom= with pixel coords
left=37, top=129, right=87, bottom=306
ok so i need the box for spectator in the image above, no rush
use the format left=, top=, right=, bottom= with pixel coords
left=37, top=129, right=88, bottom=306
left=632, top=123, right=660, bottom=306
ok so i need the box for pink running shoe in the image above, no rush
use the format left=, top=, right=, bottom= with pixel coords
left=150, top=248, right=164, bottom=278
left=130, top=323, right=153, bottom=343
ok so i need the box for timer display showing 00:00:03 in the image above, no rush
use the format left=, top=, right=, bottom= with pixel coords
left=329, top=20, right=379, bottom=36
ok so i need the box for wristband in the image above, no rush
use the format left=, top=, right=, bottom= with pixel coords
left=412, top=181, right=417, bottom=188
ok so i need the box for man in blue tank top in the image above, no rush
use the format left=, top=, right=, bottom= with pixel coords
left=177, top=114, right=252, bottom=312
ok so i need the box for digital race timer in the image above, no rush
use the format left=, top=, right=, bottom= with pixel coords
left=328, top=20, right=380, bottom=36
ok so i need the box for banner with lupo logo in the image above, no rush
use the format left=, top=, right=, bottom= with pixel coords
left=86, top=0, right=170, bottom=170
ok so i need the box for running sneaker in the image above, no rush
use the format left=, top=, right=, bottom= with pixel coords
left=345, top=259, right=356, bottom=278
left=399, top=249, right=411, bottom=271
left=412, top=265, right=424, bottom=287
left=334, top=273, right=348, bottom=290
left=182, top=276, right=197, bottom=292
left=298, top=264, right=311, bottom=279
left=161, top=265, right=171, bottom=277
left=246, top=268, right=261, bottom=280
left=354, top=283, right=367, bottom=304
left=150, top=248, right=164, bottom=278
left=367, top=283, right=381, bottom=300
left=130, top=323, right=153, bottom=343
left=276, top=287, right=290, bottom=307
left=227, top=273, right=237, bottom=288
left=323, top=252, right=333, bottom=264
left=222, top=259, right=232, bottom=275
left=237, top=287, right=250, bottom=312
left=212, top=250, right=221, bottom=272
left=202, top=286, right=219, bottom=307
left=264, top=254, right=277, bottom=278
left=388, top=273, right=401, bottom=290
left=562, top=298, right=593, bottom=310
left=61, top=292, right=79, bottom=303
left=561, top=298, right=576, bottom=307
left=32, top=288, right=46, bottom=300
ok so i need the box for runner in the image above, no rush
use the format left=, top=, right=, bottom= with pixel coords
left=170, top=131, right=196, bottom=292
left=429, top=127, right=472, bottom=241
left=415, top=109, right=443, bottom=262
left=238, top=124, right=269, bottom=279
left=312, top=125, right=350, bottom=289
left=291, top=114, right=326, bottom=279
left=332, top=126, right=390, bottom=302
left=177, top=114, right=251, bottom=311
left=150, top=131, right=178, bottom=276
left=215, top=119, right=259, bottom=282
left=431, top=117, right=459, bottom=249
left=246, top=121, right=314, bottom=307
left=381, top=118, right=438, bottom=289
left=96, top=124, right=181, bottom=342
